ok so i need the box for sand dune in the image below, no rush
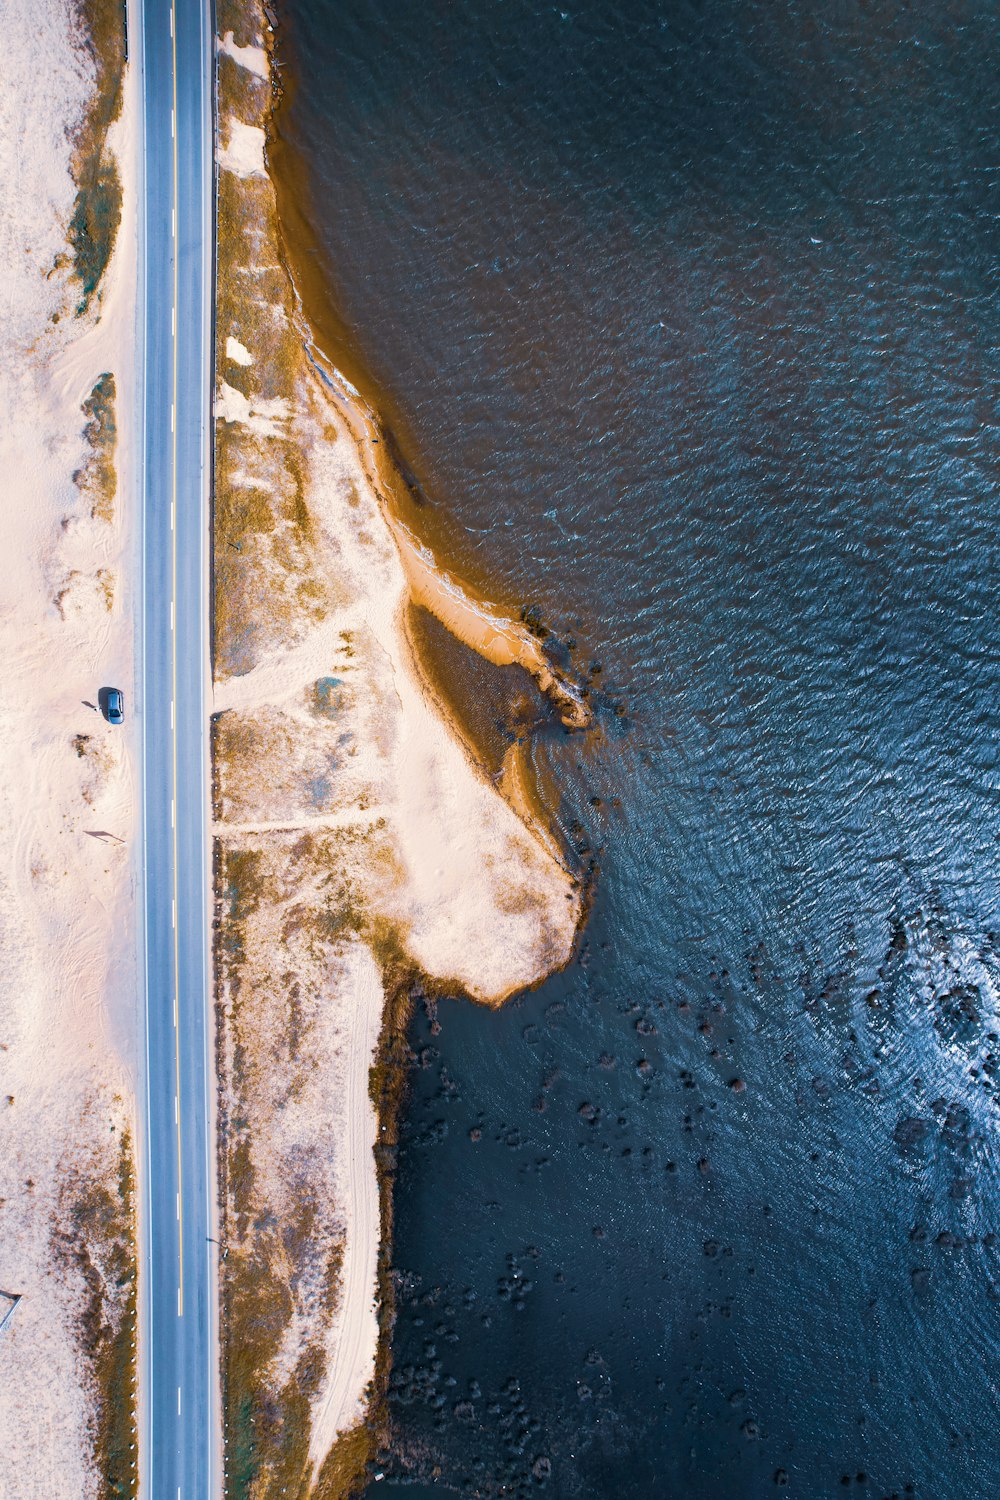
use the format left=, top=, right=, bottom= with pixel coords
left=0, top=0, right=139, bottom=1491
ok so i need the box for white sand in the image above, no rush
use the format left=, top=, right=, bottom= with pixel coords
left=216, top=378, right=288, bottom=434
left=218, top=28, right=268, bottom=80
left=0, top=0, right=139, bottom=1492
left=217, top=116, right=267, bottom=178
left=225, top=333, right=253, bottom=366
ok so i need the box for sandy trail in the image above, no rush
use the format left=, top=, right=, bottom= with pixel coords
left=213, top=807, right=384, bottom=836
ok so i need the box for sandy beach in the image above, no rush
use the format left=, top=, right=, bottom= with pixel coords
left=213, top=1, right=589, bottom=1491
left=0, top=0, right=140, bottom=1493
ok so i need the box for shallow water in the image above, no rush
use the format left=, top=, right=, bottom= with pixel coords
left=276, top=1, right=1000, bottom=1493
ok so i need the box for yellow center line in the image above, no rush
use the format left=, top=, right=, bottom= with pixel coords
left=170, top=0, right=185, bottom=1317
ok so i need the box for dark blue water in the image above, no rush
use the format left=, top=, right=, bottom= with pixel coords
left=276, top=1, right=1000, bottom=1494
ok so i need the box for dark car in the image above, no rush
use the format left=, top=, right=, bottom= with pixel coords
left=106, top=688, right=125, bottom=725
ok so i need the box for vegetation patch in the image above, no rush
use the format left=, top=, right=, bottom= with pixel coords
left=312, top=1423, right=374, bottom=1499
left=75, top=372, right=118, bottom=521
left=68, top=156, right=122, bottom=314
left=53, top=1128, right=138, bottom=1499
left=213, top=154, right=326, bottom=675
left=70, top=1, right=126, bottom=314
left=216, top=837, right=356, bottom=1498
left=360, top=970, right=419, bottom=1494
left=98, top=567, right=115, bottom=610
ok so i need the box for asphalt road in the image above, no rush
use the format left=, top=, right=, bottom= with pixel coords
left=135, top=0, right=218, bottom=1494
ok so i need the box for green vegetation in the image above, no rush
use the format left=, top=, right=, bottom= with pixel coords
left=361, top=970, right=419, bottom=1494
left=311, top=677, right=343, bottom=719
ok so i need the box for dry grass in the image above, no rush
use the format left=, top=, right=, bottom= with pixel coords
left=214, top=800, right=409, bottom=1500
left=53, top=1128, right=138, bottom=1499
left=312, top=1424, right=373, bottom=1499
left=212, top=51, right=329, bottom=676
left=69, top=1, right=125, bottom=314
left=216, top=841, right=355, bottom=1500
left=211, top=47, right=362, bottom=1490
left=53, top=572, right=79, bottom=619
left=75, top=372, right=117, bottom=521
left=216, top=944, right=405, bottom=1500
left=216, top=0, right=261, bottom=48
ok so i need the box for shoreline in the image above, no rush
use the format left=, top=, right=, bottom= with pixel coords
left=299, top=327, right=592, bottom=738
left=265, top=43, right=592, bottom=769
left=212, top=6, right=593, bottom=1494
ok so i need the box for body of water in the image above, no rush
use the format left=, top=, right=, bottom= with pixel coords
left=276, top=1, right=1000, bottom=1493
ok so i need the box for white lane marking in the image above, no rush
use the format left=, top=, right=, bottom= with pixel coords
left=177, top=1288, right=182, bottom=1317
left=177, top=1386, right=182, bottom=1416
left=169, top=7, right=173, bottom=38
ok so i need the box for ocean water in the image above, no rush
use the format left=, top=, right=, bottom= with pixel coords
left=275, top=1, right=1000, bottom=1494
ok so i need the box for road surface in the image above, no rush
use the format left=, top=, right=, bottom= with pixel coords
left=135, top=0, right=218, bottom=1494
